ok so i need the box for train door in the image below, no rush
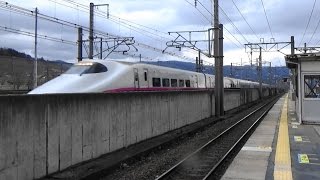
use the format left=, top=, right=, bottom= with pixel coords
left=134, top=68, right=139, bottom=88
left=140, top=69, right=149, bottom=88
left=195, top=75, right=198, bottom=88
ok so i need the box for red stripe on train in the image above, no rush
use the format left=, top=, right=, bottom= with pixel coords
left=104, top=87, right=209, bottom=93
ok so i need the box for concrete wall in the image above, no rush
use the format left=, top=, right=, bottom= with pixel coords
left=0, top=91, right=213, bottom=179
left=0, top=89, right=271, bottom=179
left=224, top=89, right=241, bottom=111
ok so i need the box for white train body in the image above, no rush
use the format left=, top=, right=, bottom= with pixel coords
left=29, top=59, right=266, bottom=94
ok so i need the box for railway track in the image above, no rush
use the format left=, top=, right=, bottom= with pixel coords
left=155, top=97, right=277, bottom=180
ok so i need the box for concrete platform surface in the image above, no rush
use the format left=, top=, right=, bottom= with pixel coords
left=222, top=94, right=320, bottom=180
left=221, top=96, right=285, bottom=180
left=288, top=98, right=320, bottom=180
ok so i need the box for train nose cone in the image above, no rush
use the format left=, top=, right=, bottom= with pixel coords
left=28, top=75, right=82, bottom=94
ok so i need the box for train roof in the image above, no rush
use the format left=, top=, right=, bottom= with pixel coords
left=78, top=58, right=211, bottom=76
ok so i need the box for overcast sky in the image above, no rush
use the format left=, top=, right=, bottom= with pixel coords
left=0, top=0, right=319, bottom=66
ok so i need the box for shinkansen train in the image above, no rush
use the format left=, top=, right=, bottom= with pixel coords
left=28, top=59, right=268, bottom=94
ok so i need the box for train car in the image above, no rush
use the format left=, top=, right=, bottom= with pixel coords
left=28, top=59, right=267, bottom=94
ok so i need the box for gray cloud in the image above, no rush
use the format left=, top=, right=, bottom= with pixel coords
left=0, top=0, right=319, bottom=66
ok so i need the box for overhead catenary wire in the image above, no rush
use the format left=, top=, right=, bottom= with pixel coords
left=309, top=16, right=320, bottom=45
left=0, top=25, right=77, bottom=45
left=184, top=0, right=211, bottom=23
left=231, top=0, right=259, bottom=41
left=307, top=0, right=320, bottom=45
left=0, top=1, right=121, bottom=39
left=70, top=0, right=171, bottom=36
left=46, top=0, right=170, bottom=41
left=49, top=0, right=246, bottom=62
left=196, top=0, right=250, bottom=44
left=260, top=0, right=274, bottom=39
left=58, top=0, right=173, bottom=41
left=1, top=1, right=190, bottom=61
left=184, top=0, right=254, bottom=65
left=184, top=0, right=245, bottom=50
left=1, top=0, right=260, bottom=64
left=299, top=0, right=316, bottom=46
left=218, top=6, right=249, bottom=43
left=47, top=0, right=189, bottom=61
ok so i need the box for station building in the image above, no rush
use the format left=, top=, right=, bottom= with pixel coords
left=286, top=53, right=320, bottom=124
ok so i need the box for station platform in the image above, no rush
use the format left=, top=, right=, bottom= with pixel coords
left=221, top=94, right=320, bottom=180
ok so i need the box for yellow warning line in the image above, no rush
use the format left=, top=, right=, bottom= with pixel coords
left=274, top=94, right=293, bottom=180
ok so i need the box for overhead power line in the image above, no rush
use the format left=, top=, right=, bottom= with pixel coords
left=218, top=5, right=249, bottom=43
left=231, top=0, right=259, bottom=41
left=1, top=1, right=189, bottom=61
left=308, top=12, right=320, bottom=45
left=65, top=0, right=170, bottom=36
left=52, top=0, right=187, bottom=57
left=260, top=0, right=274, bottom=39
left=299, top=0, right=316, bottom=46
left=184, top=0, right=211, bottom=22
left=0, top=1, right=121, bottom=39
left=55, top=0, right=247, bottom=61
left=0, top=25, right=76, bottom=45
left=184, top=0, right=246, bottom=50
left=58, top=0, right=172, bottom=41
left=196, top=0, right=249, bottom=44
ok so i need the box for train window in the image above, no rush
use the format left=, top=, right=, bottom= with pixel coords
left=144, top=72, right=147, bottom=81
left=65, top=62, right=107, bottom=74
left=152, top=78, right=161, bottom=87
left=162, top=78, right=170, bottom=87
left=171, top=79, right=178, bottom=87
left=84, top=63, right=107, bottom=74
left=179, top=80, right=185, bottom=87
left=186, top=80, right=191, bottom=87
left=304, top=75, right=320, bottom=98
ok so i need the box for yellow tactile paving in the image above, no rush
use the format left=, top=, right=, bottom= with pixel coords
left=274, top=94, right=293, bottom=180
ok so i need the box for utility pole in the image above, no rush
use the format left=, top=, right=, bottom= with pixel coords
left=291, top=36, right=295, bottom=55
left=196, top=57, right=199, bottom=72
left=259, top=47, right=262, bottom=98
left=250, top=50, right=252, bottom=66
left=244, top=36, right=296, bottom=95
left=33, top=7, right=38, bottom=89
left=218, top=23, right=224, bottom=115
left=46, top=60, right=49, bottom=82
left=213, top=0, right=223, bottom=116
left=77, top=27, right=82, bottom=62
left=200, top=57, right=203, bottom=72
left=89, top=3, right=94, bottom=59
left=100, top=37, right=103, bottom=59
left=240, top=58, right=243, bottom=79
left=88, top=3, right=109, bottom=59
left=11, top=56, right=14, bottom=89
left=269, top=62, right=272, bottom=85
left=230, top=63, right=233, bottom=77
left=274, top=67, right=277, bottom=85
left=198, top=50, right=202, bottom=72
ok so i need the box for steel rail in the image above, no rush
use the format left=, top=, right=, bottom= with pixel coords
left=203, top=99, right=275, bottom=179
left=155, top=97, right=277, bottom=180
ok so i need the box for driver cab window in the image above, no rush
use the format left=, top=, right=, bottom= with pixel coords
left=65, top=62, right=108, bottom=74
left=86, top=63, right=108, bottom=73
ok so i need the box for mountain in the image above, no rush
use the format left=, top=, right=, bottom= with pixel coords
left=0, top=48, right=70, bottom=90
left=0, top=48, right=32, bottom=59
left=144, top=60, right=289, bottom=84
left=0, top=48, right=289, bottom=90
